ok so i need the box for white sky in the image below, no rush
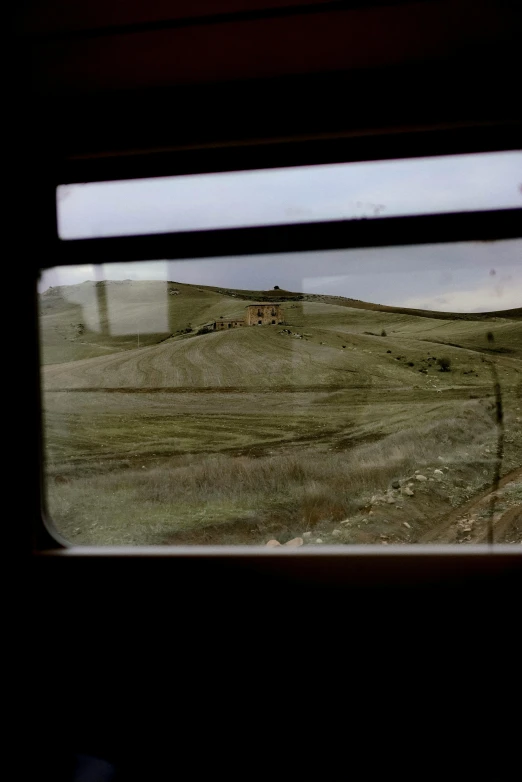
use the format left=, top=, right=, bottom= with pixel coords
left=57, top=151, right=521, bottom=238
left=46, top=151, right=522, bottom=312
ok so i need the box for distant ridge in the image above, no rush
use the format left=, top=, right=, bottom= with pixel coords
left=191, top=284, right=522, bottom=320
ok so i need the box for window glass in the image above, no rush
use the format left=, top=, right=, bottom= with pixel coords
left=57, top=151, right=521, bottom=239
left=40, top=241, right=522, bottom=546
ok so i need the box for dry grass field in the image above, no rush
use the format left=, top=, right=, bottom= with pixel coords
left=40, top=280, right=522, bottom=545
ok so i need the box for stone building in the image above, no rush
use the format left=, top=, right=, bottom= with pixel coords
left=245, top=303, right=284, bottom=326
left=214, top=318, right=244, bottom=330
left=212, top=303, right=284, bottom=330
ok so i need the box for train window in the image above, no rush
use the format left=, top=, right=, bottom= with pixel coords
left=40, top=236, right=521, bottom=547
left=57, top=151, right=521, bottom=240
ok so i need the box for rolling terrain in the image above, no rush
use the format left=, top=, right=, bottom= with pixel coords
left=40, top=280, right=522, bottom=546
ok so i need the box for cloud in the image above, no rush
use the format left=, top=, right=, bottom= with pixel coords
left=402, top=279, right=522, bottom=313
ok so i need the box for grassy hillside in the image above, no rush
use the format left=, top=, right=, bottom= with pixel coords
left=39, top=280, right=245, bottom=364
left=194, top=282, right=522, bottom=319
left=40, top=279, right=522, bottom=546
left=39, top=279, right=521, bottom=366
left=42, top=300, right=521, bottom=391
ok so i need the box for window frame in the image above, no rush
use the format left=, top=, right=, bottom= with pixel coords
left=35, top=131, right=522, bottom=565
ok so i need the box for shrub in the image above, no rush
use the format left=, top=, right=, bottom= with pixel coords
left=437, top=357, right=452, bottom=372
left=381, top=329, right=387, bottom=337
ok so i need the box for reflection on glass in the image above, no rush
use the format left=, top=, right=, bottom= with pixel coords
left=40, top=242, right=522, bottom=546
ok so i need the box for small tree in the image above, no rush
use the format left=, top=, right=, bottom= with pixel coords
left=274, top=285, right=280, bottom=290
left=437, top=356, right=451, bottom=372
left=381, top=329, right=387, bottom=337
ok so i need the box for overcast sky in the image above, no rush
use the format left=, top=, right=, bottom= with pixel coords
left=45, top=151, right=521, bottom=312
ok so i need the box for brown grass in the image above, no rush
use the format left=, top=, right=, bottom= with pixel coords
left=47, top=400, right=505, bottom=545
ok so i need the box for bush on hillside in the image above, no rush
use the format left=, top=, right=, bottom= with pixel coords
left=438, top=357, right=452, bottom=372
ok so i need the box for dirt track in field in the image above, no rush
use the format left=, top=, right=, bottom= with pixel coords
left=418, top=466, right=522, bottom=544
left=42, top=327, right=388, bottom=390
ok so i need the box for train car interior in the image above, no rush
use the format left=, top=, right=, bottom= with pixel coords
left=14, top=1, right=521, bottom=779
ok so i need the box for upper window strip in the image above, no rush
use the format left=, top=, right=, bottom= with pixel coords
left=57, top=151, right=522, bottom=240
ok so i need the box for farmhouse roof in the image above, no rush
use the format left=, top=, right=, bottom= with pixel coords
left=245, top=302, right=284, bottom=307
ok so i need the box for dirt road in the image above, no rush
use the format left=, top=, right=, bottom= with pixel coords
left=418, top=466, right=522, bottom=544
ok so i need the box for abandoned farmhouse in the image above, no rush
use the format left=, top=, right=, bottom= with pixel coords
left=213, top=304, right=284, bottom=330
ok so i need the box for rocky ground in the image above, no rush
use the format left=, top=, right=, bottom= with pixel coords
left=265, top=463, right=522, bottom=547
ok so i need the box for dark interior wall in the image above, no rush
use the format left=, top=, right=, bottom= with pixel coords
left=15, top=2, right=521, bottom=778
left=14, top=1, right=522, bottom=171
left=30, top=552, right=522, bottom=779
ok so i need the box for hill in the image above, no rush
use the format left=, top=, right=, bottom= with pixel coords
left=41, top=279, right=521, bottom=546
left=39, top=279, right=245, bottom=364
left=39, top=279, right=522, bottom=369
left=42, top=299, right=522, bottom=392
left=194, top=283, right=522, bottom=320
